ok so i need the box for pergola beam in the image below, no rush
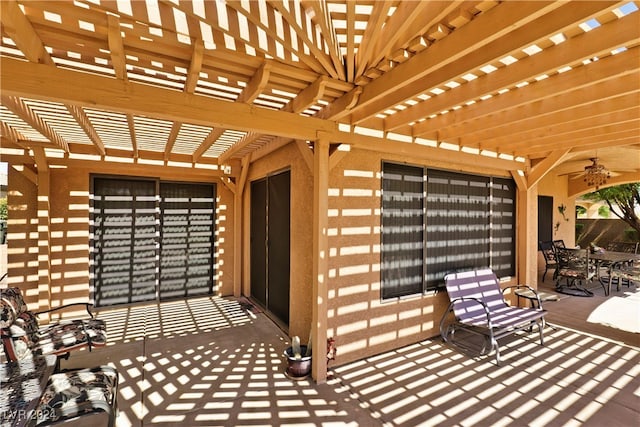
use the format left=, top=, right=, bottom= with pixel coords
left=1, top=57, right=336, bottom=142
left=237, top=62, right=272, bottom=104
left=436, top=65, right=640, bottom=143
left=107, top=15, right=127, bottom=81
left=318, top=0, right=566, bottom=121
left=354, top=1, right=394, bottom=79
left=267, top=0, right=340, bottom=79
left=67, top=104, right=106, bottom=156
left=184, top=39, right=204, bottom=94
left=193, top=128, right=226, bottom=163
left=391, top=11, right=639, bottom=131
left=0, top=0, right=54, bottom=65
left=284, top=76, right=329, bottom=114
left=528, top=149, right=571, bottom=188
left=418, top=45, right=639, bottom=141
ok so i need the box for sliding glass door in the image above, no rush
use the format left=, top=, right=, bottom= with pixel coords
left=91, top=177, right=216, bottom=307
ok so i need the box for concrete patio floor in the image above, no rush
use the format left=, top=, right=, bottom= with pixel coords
left=60, top=278, right=640, bottom=427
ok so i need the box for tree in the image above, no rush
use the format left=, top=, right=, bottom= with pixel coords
left=582, top=183, right=640, bottom=239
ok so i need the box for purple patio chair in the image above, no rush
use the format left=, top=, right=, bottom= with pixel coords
left=439, top=269, right=547, bottom=365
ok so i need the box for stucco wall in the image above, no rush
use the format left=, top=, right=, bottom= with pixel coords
left=7, top=162, right=235, bottom=312
left=6, top=166, right=39, bottom=306
left=538, top=174, right=574, bottom=247
left=244, top=143, right=314, bottom=342
left=325, top=148, right=522, bottom=365
left=7, top=142, right=525, bottom=366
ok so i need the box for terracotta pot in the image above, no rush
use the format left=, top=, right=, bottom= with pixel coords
left=284, top=345, right=311, bottom=378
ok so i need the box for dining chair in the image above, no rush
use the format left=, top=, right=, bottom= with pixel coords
left=555, top=247, right=595, bottom=296
left=539, top=241, right=559, bottom=282
left=606, top=241, right=639, bottom=254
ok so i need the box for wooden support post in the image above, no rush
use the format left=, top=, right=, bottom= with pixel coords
left=312, top=134, right=330, bottom=383
left=233, top=157, right=250, bottom=297
left=517, top=186, right=538, bottom=289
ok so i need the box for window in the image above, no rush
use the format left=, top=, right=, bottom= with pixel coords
left=381, top=163, right=425, bottom=299
left=381, top=164, right=516, bottom=299
left=91, top=177, right=216, bottom=307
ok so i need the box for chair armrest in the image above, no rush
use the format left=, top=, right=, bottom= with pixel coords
left=503, top=284, right=540, bottom=302
left=446, top=296, right=494, bottom=330
left=35, top=303, right=95, bottom=319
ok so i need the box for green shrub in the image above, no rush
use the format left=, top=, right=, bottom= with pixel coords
left=0, top=197, right=6, bottom=220
left=624, top=228, right=639, bottom=242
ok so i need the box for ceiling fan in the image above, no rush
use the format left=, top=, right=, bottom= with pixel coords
left=560, top=157, right=622, bottom=180
left=564, top=157, right=618, bottom=190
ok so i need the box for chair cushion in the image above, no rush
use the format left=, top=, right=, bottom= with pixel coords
left=37, top=319, right=107, bottom=356
left=35, top=365, right=118, bottom=426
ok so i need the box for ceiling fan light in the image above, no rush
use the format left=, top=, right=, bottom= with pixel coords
left=583, top=157, right=610, bottom=190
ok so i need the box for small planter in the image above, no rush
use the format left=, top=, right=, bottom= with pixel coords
left=284, top=345, right=311, bottom=379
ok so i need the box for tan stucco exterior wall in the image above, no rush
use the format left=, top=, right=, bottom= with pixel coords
left=6, top=141, right=531, bottom=367
left=7, top=162, right=235, bottom=313
left=324, top=148, right=520, bottom=365
left=538, top=174, right=575, bottom=247
left=6, top=166, right=39, bottom=306
left=243, top=143, right=314, bottom=342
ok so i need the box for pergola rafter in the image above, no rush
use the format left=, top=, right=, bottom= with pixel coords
left=0, top=0, right=637, bottom=179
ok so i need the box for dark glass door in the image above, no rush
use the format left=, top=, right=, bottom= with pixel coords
left=538, top=196, right=553, bottom=244
left=250, top=170, right=291, bottom=325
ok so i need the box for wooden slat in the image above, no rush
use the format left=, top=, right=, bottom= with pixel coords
left=354, top=0, right=394, bottom=79
left=1, top=95, right=69, bottom=152
left=67, top=104, right=106, bottom=156
left=418, top=46, right=639, bottom=140
left=319, top=1, right=565, bottom=122
left=385, top=7, right=639, bottom=130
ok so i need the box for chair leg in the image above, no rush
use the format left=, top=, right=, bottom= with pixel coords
left=493, top=340, right=501, bottom=366
left=538, top=321, right=545, bottom=346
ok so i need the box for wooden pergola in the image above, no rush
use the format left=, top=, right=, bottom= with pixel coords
left=1, top=0, right=639, bottom=381
left=1, top=0, right=638, bottom=181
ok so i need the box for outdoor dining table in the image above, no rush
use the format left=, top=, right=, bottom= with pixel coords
left=589, top=250, right=640, bottom=296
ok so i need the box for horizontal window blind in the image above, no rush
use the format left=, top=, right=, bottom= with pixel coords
left=381, top=163, right=425, bottom=299
left=91, top=177, right=216, bottom=307
left=380, top=164, right=517, bottom=298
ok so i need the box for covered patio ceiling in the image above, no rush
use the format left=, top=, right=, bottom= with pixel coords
left=1, top=0, right=639, bottom=192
